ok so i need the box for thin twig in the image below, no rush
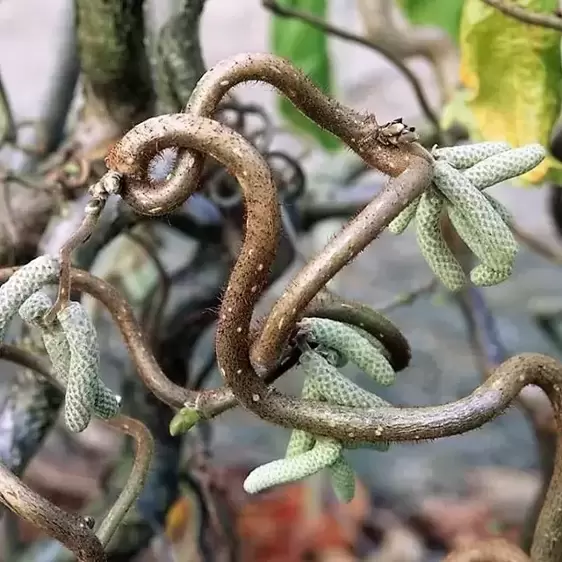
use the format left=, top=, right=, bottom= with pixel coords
left=106, top=53, right=432, bottom=215
left=481, top=0, right=562, bottom=32
left=377, top=278, right=438, bottom=313
left=44, top=197, right=107, bottom=323
left=261, top=0, right=440, bottom=129
left=95, top=416, right=154, bottom=547
left=0, top=343, right=154, bottom=556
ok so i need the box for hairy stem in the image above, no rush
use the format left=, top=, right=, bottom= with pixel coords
left=252, top=160, right=431, bottom=375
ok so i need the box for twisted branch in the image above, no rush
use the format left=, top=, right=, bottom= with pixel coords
left=106, top=52, right=431, bottom=215
left=0, top=345, right=106, bottom=561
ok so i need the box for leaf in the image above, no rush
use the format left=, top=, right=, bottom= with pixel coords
left=397, top=0, right=465, bottom=43
left=457, top=0, right=562, bottom=185
left=269, top=0, right=342, bottom=152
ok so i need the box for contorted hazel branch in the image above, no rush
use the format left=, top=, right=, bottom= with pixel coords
left=0, top=264, right=409, bottom=421
left=105, top=52, right=432, bottom=216
left=5, top=261, right=562, bottom=559
left=99, top=54, right=562, bottom=559
left=105, top=53, right=433, bottom=381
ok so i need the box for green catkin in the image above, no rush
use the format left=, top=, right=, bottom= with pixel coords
left=298, top=351, right=390, bottom=451
left=285, top=374, right=319, bottom=457
left=347, top=324, right=389, bottom=359
left=387, top=197, right=420, bottom=234
left=483, top=193, right=513, bottom=224
left=432, top=160, right=517, bottom=266
left=0, top=255, right=60, bottom=341
left=18, top=291, right=120, bottom=432
left=460, top=144, right=546, bottom=190
left=244, top=438, right=342, bottom=494
left=298, top=351, right=390, bottom=410
left=298, top=317, right=396, bottom=386
left=432, top=141, right=511, bottom=169
left=258, top=334, right=399, bottom=499
left=328, top=456, right=356, bottom=503
left=387, top=142, right=542, bottom=269
left=415, top=188, right=466, bottom=291
left=447, top=205, right=512, bottom=286
left=470, top=262, right=513, bottom=287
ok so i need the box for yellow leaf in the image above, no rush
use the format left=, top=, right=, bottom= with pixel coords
left=458, top=0, right=562, bottom=185
left=165, top=496, right=194, bottom=543
left=440, top=88, right=481, bottom=138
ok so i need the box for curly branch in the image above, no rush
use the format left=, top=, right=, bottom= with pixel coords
left=5, top=267, right=562, bottom=558
left=0, top=345, right=106, bottom=561
left=0, top=463, right=107, bottom=561
left=106, top=52, right=431, bottom=215
left=0, top=256, right=410, bottom=422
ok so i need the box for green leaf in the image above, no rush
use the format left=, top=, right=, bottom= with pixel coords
left=458, top=0, right=562, bottom=185
left=169, top=407, right=200, bottom=435
left=397, top=0, right=465, bottom=43
left=270, top=0, right=342, bottom=152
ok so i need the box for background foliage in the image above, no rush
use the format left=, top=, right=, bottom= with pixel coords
left=270, top=0, right=562, bottom=185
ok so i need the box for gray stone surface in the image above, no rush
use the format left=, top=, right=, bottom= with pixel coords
left=2, top=0, right=562, bottom=530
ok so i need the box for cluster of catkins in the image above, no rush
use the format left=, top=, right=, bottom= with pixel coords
left=0, top=255, right=121, bottom=433
left=389, top=142, right=546, bottom=291
left=243, top=141, right=548, bottom=501
left=243, top=317, right=396, bottom=502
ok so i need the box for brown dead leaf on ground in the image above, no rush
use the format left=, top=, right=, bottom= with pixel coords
left=442, top=538, right=530, bottom=562
left=465, top=467, right=540, bottom=527
left=419, top=497, right=519, bottom=550
left=221, top=467, right=371, bottom=561
left=365, top=509, right=426, bottom=562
